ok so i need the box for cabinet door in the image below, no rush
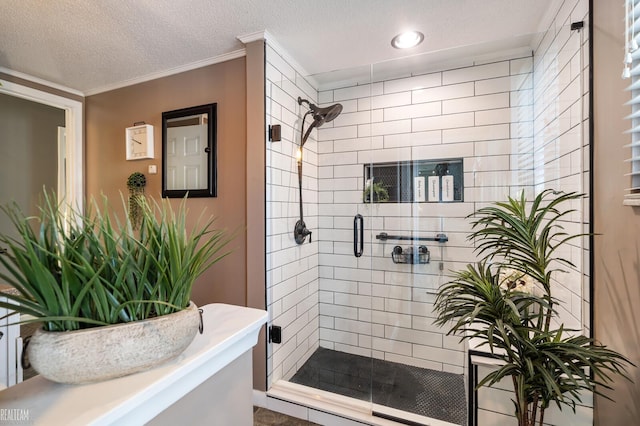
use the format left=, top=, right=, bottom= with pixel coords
left=0, top=300, right=8, bottom=387
left=0, top=297, right=22, bottom=388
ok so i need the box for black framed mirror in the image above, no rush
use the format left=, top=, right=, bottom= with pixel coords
left=162, top=103, right=217, bottom=198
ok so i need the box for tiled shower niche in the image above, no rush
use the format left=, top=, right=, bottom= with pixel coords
left=364, top=158, right=464, bottom=203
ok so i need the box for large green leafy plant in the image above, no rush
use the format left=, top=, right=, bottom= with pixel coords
left=0, top=192, right=230, bottom=331
left=433, top=190, right=632, bottom=426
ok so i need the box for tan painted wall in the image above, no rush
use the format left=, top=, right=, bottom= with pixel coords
left=85, top=58, right=248, bottom=308
left=593, top=1, right=640, bottom=423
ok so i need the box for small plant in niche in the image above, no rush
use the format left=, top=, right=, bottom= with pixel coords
left=363, top=181, right=389, bottom=203
left=127, top=172, right=146, bottom=230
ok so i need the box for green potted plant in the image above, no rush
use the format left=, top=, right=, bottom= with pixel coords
left=433, top=190, right=633, bottom=426
left=363, top=180, right=389, bottom=203
left=0, top=191, right=231, bottom=384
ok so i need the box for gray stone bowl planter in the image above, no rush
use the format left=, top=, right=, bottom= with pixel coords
left=27, top=302, right=200, bottom=384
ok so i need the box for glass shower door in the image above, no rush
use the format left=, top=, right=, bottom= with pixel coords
left=312, top=70, right=376, bottom=406
left=280, top=64, right=377, bottom=410
left=365, top=57, right=468, bottom=425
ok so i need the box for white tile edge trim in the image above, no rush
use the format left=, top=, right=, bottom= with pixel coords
left=265, top=380, right=463, bottom=426
left=270, top=380, right=370, bottom=416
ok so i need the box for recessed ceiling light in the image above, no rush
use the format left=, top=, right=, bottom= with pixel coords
left=391, top=31, right=424, bottom=49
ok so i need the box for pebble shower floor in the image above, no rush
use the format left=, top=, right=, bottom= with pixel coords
left=291, top=347, right=467, bottom=425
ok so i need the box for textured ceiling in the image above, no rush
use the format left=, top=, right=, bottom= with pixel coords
left=0, top=0, right=560, bottom=95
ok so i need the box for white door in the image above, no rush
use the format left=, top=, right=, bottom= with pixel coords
left=58, top=126, right=66, bottom=200
left=166, top=124, right=208, bottom=190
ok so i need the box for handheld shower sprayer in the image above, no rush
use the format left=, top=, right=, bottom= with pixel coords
left=294, top=97, right=343, bottom=245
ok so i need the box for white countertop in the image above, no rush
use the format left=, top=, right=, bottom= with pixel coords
left=0, top=303, right=268, bottom=425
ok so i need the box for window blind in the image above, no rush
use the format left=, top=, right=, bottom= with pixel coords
left=624, top=0, right=640, bottom=205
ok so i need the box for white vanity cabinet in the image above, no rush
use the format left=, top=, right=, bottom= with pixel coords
left=0, top=303, right=267, bottom=425
left=0, top=296, right=23, bottom=389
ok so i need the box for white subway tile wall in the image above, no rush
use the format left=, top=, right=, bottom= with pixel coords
left=266, top=44, right=321, bottom=388
left=532, top=0, right=589, bottom=334
left=266, top=4, right=590, bottom=424
left=314, top=53, right=535, bottom=374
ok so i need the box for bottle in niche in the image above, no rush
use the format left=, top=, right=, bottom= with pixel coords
left=428, top=171, right=440, bottom=202
left=441, top=170, right=454, bottom=202
left=414, top=176, right=426, bottom=202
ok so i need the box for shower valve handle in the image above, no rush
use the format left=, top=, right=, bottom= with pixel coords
left=294, top=219, right=312, bottom=244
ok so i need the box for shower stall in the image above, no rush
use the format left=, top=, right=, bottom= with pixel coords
left=264, top=1, right=590, bottom=424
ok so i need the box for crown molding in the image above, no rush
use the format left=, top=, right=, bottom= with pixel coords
left=0, top=66, right=84, bottom=97
left=237, top=31, right=266, bottom=44
left=84, top=49, right=246, bottom=96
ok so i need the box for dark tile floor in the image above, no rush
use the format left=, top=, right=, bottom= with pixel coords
left=290, top=347, right=467, bottom=425
left=253, top=407, right=319, bottom=426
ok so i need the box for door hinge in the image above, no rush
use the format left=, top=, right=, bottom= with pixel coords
left=268, top=325, right=282, bottom=344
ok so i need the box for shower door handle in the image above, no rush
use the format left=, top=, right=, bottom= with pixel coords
left=354, top=214, right=364, bottom=257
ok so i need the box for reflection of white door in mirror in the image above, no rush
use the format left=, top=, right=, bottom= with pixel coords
left=166, top=123, right=208, bottom=190
left=162, top=104, right=215, bottom=198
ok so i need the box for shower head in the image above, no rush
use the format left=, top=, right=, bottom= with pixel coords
left=298, top=97, right=343, bottom=146
left=309, top=102, right=343, bottom=125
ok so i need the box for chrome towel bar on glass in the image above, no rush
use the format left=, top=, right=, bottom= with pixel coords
left=375, top=232, right=448, bottom=243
